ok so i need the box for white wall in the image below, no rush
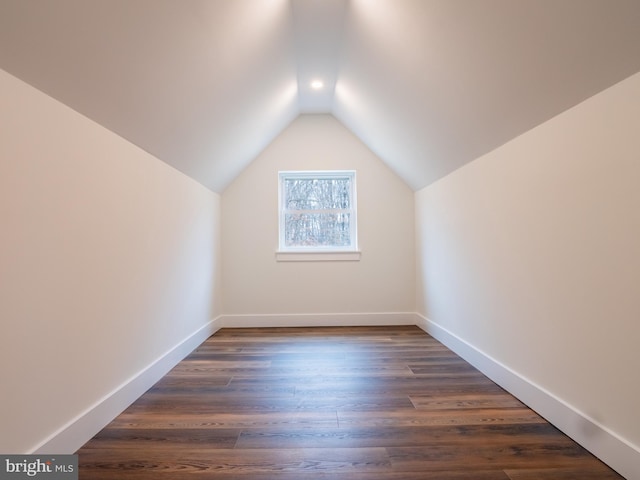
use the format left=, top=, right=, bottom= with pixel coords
left=221, top=114, right=415, bottom=323
left=0, top=69, right=222, bottom=453
left=415, top=72, right=640, bottom=478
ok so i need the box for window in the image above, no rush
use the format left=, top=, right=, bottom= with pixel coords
left=278, top=170, right=358, bottom=256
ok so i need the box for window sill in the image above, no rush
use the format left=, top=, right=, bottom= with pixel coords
left=276, top=251, right=361, bottom=262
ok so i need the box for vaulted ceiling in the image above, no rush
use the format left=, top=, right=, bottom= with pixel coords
left=2, top=0, right=640, bottom=192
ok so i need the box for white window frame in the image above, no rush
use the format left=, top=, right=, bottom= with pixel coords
left=277, top=170, right=359, bottom=261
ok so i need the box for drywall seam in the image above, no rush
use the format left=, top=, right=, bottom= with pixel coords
left=415, top=314, right=640, bottom=480
left=33, top=316, right=225, bottom=455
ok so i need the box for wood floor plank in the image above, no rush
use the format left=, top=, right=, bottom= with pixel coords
left=108, top=411, right=339, bottom=430
left=234, top=423, right=575, bottom=449
left=125, top=393, right=415, bottom=413
left=386, top=443, right=609, bottom=473
left=77, top=326, right=623, bottom=479
left=80, top=447, right=392, bottom=476
left=337, top=407, right=546, bottom=428
left=409, top=392, right=527, bottom=410
left=81, top=427, right=241, bottom=449
left=504, top=466, right=624, bottom=479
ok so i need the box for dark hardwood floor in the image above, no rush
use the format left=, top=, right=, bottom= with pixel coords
left=77, top=326, right=623, bottom=479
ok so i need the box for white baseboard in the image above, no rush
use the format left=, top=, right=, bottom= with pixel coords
left=415, top=314, right=640, bottom=480
left=218, top=312, right=418, bottom=328
left=32, top=316, right=224, bottom=455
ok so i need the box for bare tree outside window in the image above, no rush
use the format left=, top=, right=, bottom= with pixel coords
left=279, top=171, right=357, bottom=251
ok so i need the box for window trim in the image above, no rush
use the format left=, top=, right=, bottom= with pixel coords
left=275, top=250, right=361, bottom=262
left=277, top=170, right=358, bottom=255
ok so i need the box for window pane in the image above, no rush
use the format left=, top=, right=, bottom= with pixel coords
left=285, top=177, right=351, bottom=210
left=285, top=213, right=351, bottom=247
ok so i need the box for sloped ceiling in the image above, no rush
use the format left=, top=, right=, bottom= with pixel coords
left=1, top=0, right=640, bottom=192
